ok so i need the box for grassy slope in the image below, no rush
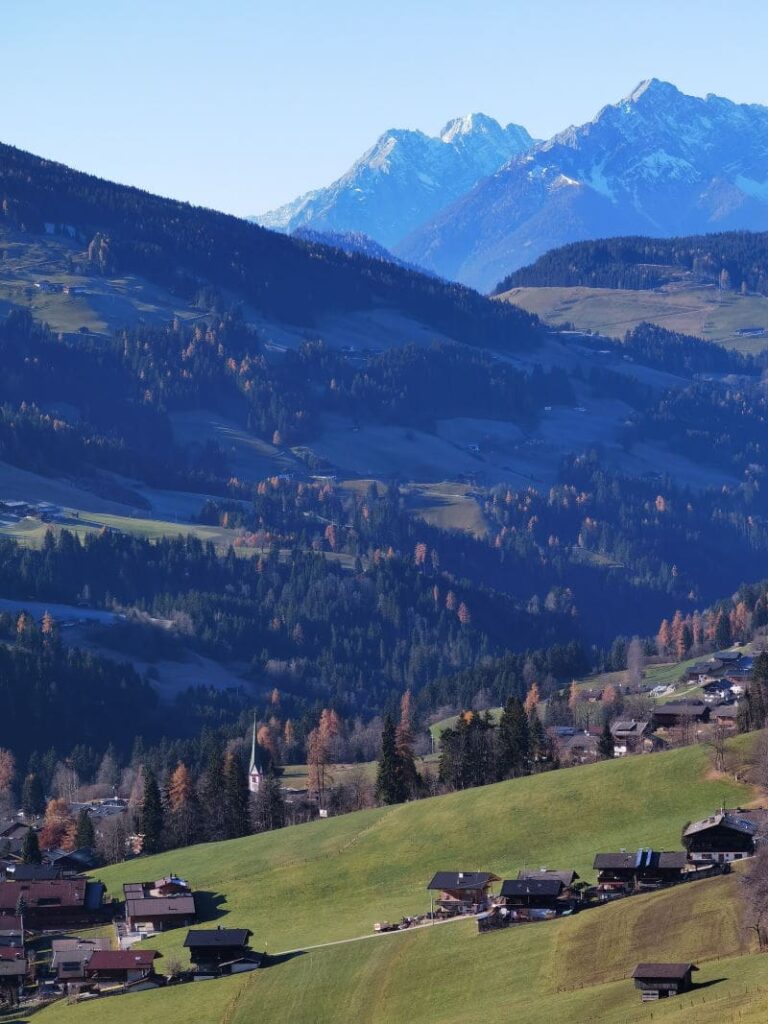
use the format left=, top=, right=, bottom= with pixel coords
left=499, top=284, right=768, bottom=353
left=37, top=865, right=767, bottom=1024
left=66, top=744, right=749, bottom=968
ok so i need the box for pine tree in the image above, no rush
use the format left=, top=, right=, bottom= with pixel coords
left=21, top=773, right=45, bottom=819
left=73, top=809, right=95, bottom=849
left=598, top=720, right=614, bottom=760
left=20, top=829, right=41, bottom=865
left=223, top=751, right=251, bottom=839
left=375, top=715, right=407, bottom=805
left=140, top=767, right=164, bottom=855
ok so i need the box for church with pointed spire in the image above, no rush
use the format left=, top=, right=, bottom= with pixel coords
left=248, top=715, right=263, bottom=795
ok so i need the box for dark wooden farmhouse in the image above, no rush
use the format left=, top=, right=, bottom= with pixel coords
left=610, top=719, right=653, bottom=755
left=682, top=812, right=757, bottom=863
left=184, top=928, right=260, bottom=977
left=499, top=878, right=569, bottom=917
left=517, top=868, right=580, bottom=897
left=593, top=850, right=687, bottom=897
left=652, top=701, right=710, bottom=729
left=427, top=872, right=500, bottom=914
left=632, top=962, right=698, bottom=1000
left=0, top=879, right=105, bottom=929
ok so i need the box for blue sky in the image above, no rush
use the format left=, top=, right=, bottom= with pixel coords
left=5, top=1, right=768, bottom=216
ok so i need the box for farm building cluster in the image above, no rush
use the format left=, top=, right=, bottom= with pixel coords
left=0, top=857, right=264, bottom=1008
left=555, top=649, right=752, bottom=764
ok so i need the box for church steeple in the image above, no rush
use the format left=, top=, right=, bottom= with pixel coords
left=248, top=714, right=263, bottom=794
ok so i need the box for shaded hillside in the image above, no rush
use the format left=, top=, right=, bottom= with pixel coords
left=0, top=141, right=539, bottom=348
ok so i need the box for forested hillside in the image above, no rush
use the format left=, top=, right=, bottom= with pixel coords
left=496, top=231, right=768, bottom=294
left=0, top=140, right=539, bottom=347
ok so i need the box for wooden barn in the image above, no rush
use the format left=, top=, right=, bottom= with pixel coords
left=632, top=962, right=698, bottom=1000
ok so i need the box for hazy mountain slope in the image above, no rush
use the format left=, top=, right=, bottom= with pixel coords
left=398, top=80, right=768, bottom=290
left=255, top=114, right=534, bottom=247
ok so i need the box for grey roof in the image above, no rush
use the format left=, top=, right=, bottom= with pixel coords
left=500, top=878, right=563, bottom=898
left=683, top=812, right=757, bottom=837
left=594, top=850, right=687, bottom=871
left=610, top=719, right=650, bottom=736
left=0, top=959, right=26, bottom=977
left=712, top=704, right=739, bottom=718
left=427, top=871, right=499, bottom=891
left=184, top=928, right=252, bottom=948
left=517, top=869, right=579, bottom=886
left=4, top=865, right=62, bottom=882
left=632, top=963, right=698, bottom=979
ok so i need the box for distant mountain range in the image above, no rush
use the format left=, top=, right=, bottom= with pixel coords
left=259, top=80, right=768, bottom=292
left=254, top=114, right=534, bottom=249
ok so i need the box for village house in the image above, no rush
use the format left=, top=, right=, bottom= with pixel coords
left=651, top=700, right=710, bottom=729
left=51, top=937, right=109, bottom=987
left=125, top=895, right=196, bottom=933
left=632, top=962, right=698, bottom=1000
left=0, top=865, right=63, bottom=883
left=83, top=949, right=161, bottom=989
left=685, top=659, right=723, bottom=683
left=682, top=812, right=757, bottom=863
left=593, top=849, right=687, bottom=898
left=498, top=878, right=570, bottom=917
left=0, top=919, right=23, bottom=948
left=553, top=727, right=599, bottom=764
left=516, top=868, right=580, bottom=897
left=0, top=878, right=105, bottom=930
left=710, top=704, right=740, bottom=728
left=0, top=957, right=27, bottom=1004
left=427, top=872, right=500, bottom=914
left=610, top=719, right=653, bottom=756
left=183, top=928, right=259, bottom=977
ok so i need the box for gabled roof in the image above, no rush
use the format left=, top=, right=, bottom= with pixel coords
left=610, top=719, right=650, bottom=736
left=125, top=896, right=196, bottom=917
left=500, top=878, right=563, bottom=898
left=593, top=850, right=687, bottom=871
left=632, top=962, right=698, bottom=979
left=4, top=865, right=62, bottom=882
left=517, top=869, right=579, bottom=886
left=86, top=949, right=160, bottom=971
left=184, top=928, right=253, bottom=948
left=683, top=812, right=757, bottom=837
left=427, top=871, right=500, bottom=891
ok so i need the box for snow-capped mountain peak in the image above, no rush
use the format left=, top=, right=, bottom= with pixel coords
left=254, top=113, right=534, bottom=248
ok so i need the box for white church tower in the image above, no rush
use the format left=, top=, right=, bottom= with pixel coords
left=248, top=715, right=263, bottom=794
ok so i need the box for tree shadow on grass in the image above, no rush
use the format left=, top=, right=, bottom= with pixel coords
left=193, top=891, right=228, bottom=923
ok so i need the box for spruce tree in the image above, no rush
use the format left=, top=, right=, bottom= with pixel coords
left=140, top=767, right=164, bottom=855
left=199, top=735, right=227, bottom=842
left=251, top=770, right=286, bottom=833
left=21, top=773, right=45, bottom=819
left=598, top=720, right=614, bottom=760
left=20, top=829, right=41, bottom=865
left=223, top=751, right=251, bottom=839
left=375, top=715, right=407, bottom=805
left=497, top=697, right=531, bottom=778
left=74, top=808, right=95, bottom=849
